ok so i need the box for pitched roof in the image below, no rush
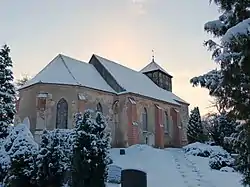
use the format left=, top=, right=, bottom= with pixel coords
left=94, top=55, right=188, bottom=105
left=19, top=54, right=115, bottom=93
left=20, top=54, right=188, bottom=105
left=140, top=60, right=172, bottom=77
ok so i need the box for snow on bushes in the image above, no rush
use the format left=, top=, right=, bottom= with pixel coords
left=209, top=153, right=234, bottom=170
left=184, top=142, right=235, bottom=170
left=1, top=124, right=39, bottom=187
left=184, top=142, right=228, bottom=157
left=1, top=110, right=112, bottom=187
left=0, top=124, right=37, bottom=173
left=36, top=129, right=74, bottom=187
left=72, top=110, right=111, bottom=187
left=0, top=141, right=10, bottom=183
left=220, top=166, right=236, bottom=173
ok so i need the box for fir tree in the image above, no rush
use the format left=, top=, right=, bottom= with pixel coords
left=90, top=112, right=111, bottom=187
left=36, top=130, right=68, bottom=187
left=224, top=121, right=248, bottom=177
left=210, top=112, right=236, bottom=151
left=72, top=110, right=111, bottom=187
left=190, top=1, right=250, bottom=185
left=0, top=45, right=16, bottom=139
left=72, top=111, right=97, bottom=187
left=3, top=124, right=38, bottom=187
left=187, top=107, right=205, bottom=143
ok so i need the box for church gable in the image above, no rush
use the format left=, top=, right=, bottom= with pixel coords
left=19, top=54, right=115, bottom=93
left=89, top=55, right=125, bottom=93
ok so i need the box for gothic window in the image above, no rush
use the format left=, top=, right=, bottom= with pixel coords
left=164, top=111, right=169, bottom=133
left=112, top=101, right=119, bottom=139
left=112, top=100, right=119, bottom=114
left=56, top=98, right=68, bottom=129
left=96, top=102, right=103, bottom=113
left=112, top=101, right=119, bottom=123
left=142, top=107, right=148, bottom=131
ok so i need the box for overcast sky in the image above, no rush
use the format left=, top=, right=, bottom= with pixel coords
left=0, top=0, right=220, bottom=115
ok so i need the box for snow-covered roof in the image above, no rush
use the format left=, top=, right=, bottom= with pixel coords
left=140, top=60, right=172, bottom=77
left=94, top=55, right=188, bottom=105
left=20, top=54, right=188, bottom=105
left=19, top=54, right=116, bottom=93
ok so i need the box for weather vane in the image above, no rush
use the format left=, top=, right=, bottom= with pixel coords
left=152, top=49, right=155, bottom=62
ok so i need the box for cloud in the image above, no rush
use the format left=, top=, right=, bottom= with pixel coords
left=131, top=0, right=147, bottom=15
left=132, top=0, right=146, bottom=3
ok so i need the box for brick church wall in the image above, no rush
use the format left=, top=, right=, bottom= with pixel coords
left=17, top=84, right=117, bottom=142
left=154, top=105, right=164, bottom=148
left=17, top=83, right=189, bottom=148
left=119, top=93, right=185, bottom=148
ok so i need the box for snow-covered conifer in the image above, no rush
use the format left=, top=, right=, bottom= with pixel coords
left=90, top=112, right=111, bottom=187
left=187, top=107, right=205, bottom=143
left=36, top=130, right=69, bottom=187
left=190, top=1, right=250, bottom=185
left=72, top=110, right=111, bottom=187
left=224, top=121, right=248, bottom=174
left=72, top=111, right=95, bottom=187
left=0, top=45, right=16, bottom=139
left=209, top=113, right=236, bottom=151
left=3, top=124, right=38, bottom=187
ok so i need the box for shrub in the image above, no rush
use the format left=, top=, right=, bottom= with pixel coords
left=209, top=153, right=234, bottom=170
left=220, top=166, right=236, bottom=173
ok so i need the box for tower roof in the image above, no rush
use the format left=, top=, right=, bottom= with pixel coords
left=140, top=59, right=172, bottom=78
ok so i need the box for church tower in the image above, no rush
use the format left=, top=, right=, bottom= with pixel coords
left=140, top=54, right=173, bottom=92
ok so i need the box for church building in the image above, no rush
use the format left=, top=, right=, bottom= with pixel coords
left=16, top=54, right=189, bottom=148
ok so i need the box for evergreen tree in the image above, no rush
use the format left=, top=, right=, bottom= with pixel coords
left=225, top=121, right=248, bottom=176
left=90, top=112, right=111, bottom=187
left=72, top=110, right=111, bottom=187
left=190, top=1, right=250, bottom=185
left=209, top=112, right=236, bottom=151
left=0, top=45, right=16, bottom=139
left=3, top=124, right=38, bottom=187
left=36, top=130, right=68, bottom=187
left=72, top=111, right=97, bottom=187
left=187, top=107, right=205, bottom=143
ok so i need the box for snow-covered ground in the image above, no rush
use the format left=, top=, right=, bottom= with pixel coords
left=108, top=144, right=243, bottom=187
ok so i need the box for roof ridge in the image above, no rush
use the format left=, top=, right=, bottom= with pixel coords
left=59, top=54, right=88, bottom=64
left=93, top=54, right=140, bottom=73
left=59, top=54, right=81, bottom=85
left=18, top=55, right=61, bottom=90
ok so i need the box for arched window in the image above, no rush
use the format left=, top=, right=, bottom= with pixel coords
left=96, top=102, right=103, bottom=113
left=164, top=111, right=169, bottom=133
left=112, top=100, right=119, bottom=114
left=56, top=98, right=68, bottom=129
left=142, top=107, right=148, bottom=131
